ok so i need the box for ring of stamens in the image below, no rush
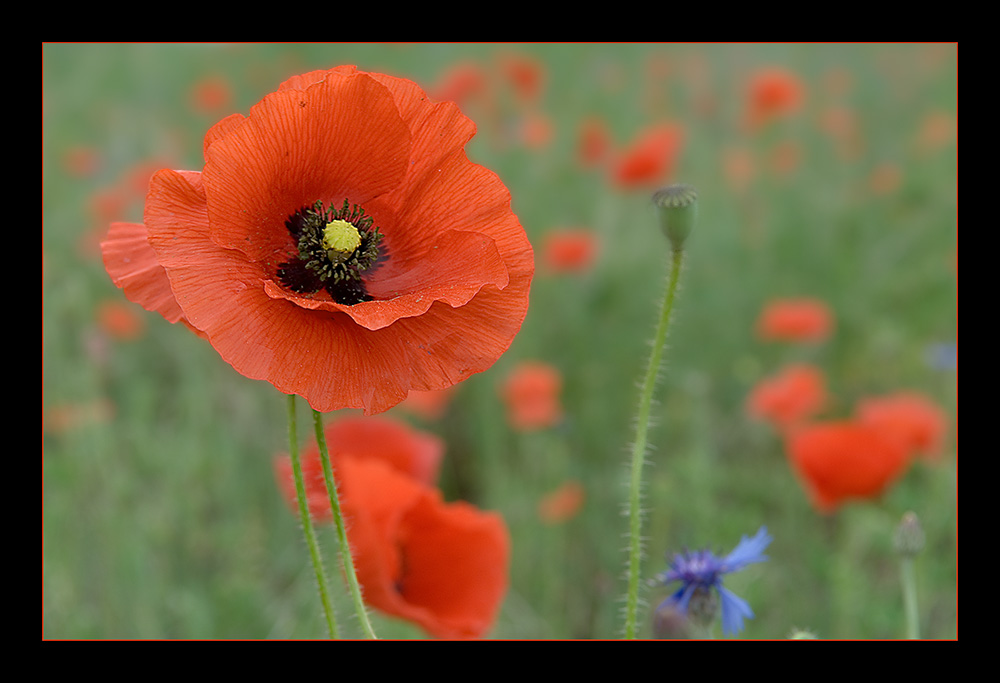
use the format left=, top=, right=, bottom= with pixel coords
left=277, top=199, right=384, bottom=305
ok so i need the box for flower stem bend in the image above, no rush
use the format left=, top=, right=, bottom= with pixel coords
left=624, top=247, right=685, bottom=639
left=286, top=394, right=339, bottom=639
left=312, top=409, right=378, bottom=639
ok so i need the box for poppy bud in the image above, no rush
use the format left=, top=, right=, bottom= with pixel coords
left=652, top=183, right=698, bottom=252
left=894, top=511, right=925, bottom=558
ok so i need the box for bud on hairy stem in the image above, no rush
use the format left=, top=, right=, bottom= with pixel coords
left=652, top=183, right=698, bottom=253
left=622, top=184, right=698, bottom=638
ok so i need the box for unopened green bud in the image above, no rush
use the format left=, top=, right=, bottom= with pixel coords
left=894, top=511, right=925, bottom=558
left=788, top=627, right=818, bottom=639
left=652, top=183, right=698, bottom=252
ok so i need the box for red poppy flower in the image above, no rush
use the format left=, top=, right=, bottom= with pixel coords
left=542, top=229, right=598, bottom=273
left=274, top=414, right=444, bottom=523
left=337, top=456, right=510, bottom=639
left=856, top=392, right=949, bottom=460
left=746, top=363, right=827, bottom=431
left=755, top=298, right=833, bottom=343
left=96, top=300, right=145, bottom=341
left=498, top=53, right=545, bottom=104
left=744, top=67, right=804, bottom=129
left=398, top=386, right=457, bottom=421
left=786, top=421, right=910, bottom=513
left=429, top=61, right=488, bottom=107
left=537, top=479, right=586, bottom=524
left=577, top=116, right=611, bottom=168
left=62, top=145, right=100, bottom=178
left=101, top=65, right=534, bottom=415
left=189, top=75, right=233, bottom=114
left=610, top=123, right=684, bottom=189
left=500, top=361, right=564, bottom=431
left=868, top=162, right=903, bottom=196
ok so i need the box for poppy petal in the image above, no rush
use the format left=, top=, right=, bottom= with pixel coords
left=101, top=221, right=186, bottom=325
left=202, top=72, right=412, bottom=261
left=338, top=456, right=509, bottom=639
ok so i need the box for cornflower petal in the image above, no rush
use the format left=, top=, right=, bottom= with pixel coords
left=718, top=585, right=755, bottom=636
left=722, top=526, right=772, bottom=572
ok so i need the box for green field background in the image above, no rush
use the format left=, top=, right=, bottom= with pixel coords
left=42, top=43, right=957, bottom=639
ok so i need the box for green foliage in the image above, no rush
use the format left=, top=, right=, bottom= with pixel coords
left=43, top=43, right=956, bottom=639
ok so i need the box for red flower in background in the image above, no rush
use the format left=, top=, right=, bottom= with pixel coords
left=96, top=300, right=146, bottom=341
left=517, top=110, right=554, bottom=149
left=745, top=67, right=804, bottom=129
left=274, top=415, right=444, bottom=522
left=786, top=421, right=910, bottom=513
left=501, top=361, right=564, bottom=431
left=756, top=298, right=833, bottom=343
left=577, top=117, right=612, bottom=168
left=101, top=65, right=533, bottom=415
left=428, top=61, right=488, bottom=107
left=398, top=386, right=457, bottom=421
left=542, top=229, right=598, bottom=273
left=498, top=53, right=545, bottom=104
left=537, top=479, right=586, bottom=524
left=746, top=364, right=827, bottom=431
left=189, top=75, right=233, bottom=114
left=856, top=392, right=949, bottom=460
left=610, top=123, right=684, bottom=189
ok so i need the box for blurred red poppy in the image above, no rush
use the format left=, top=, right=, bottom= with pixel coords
left=542, top=229, right=598, bottom=273
left=856, top=392, right=949, bottom=460
left=868, top=162, right=903, bottom=196
left=189, top=75, right=233, bottom=113
left=97, top=300, right=145, bottom=341
left=399, top=386, right=456, bottom=421
left=756, top=298, right=833, bottom=343
left=577, top=116, right=612, bottom=167
left=62, top=145, right=101, bottom=178
left=498, top=53, right=545, bottom=104
left=610, top=123, right=684, bottom=189
left=429, top=61, right=488, bottom=107
left=745, top=67, right=804, bottom=129
left=537, top=479, right=585, bottom=524
left=746, top=363, right=827, bottom=431
left=518, top=110, right=553, bottom=148
left=916, top=109, right=956, bottom=154
left=338, top=456, right=509, bottom=639
left=274, top=415, right=444, bottom=522
left=45, top=399, right=115, bottom=434
left=786, top=421, right=910, bottom=513
left=101, top=65, right=533, bottom=415
left=500, top=361, right=564, bottom=431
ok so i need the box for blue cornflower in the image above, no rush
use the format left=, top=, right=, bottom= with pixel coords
left=657, top=526, right=772, bottom=637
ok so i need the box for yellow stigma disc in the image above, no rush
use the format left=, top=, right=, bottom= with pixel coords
left=322, top=219, right=362, bottom=255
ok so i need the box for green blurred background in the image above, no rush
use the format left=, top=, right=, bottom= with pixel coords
left=43, top=43, right=957, bottom=639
